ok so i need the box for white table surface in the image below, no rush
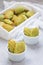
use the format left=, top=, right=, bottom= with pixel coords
left=0, top=1, right=43, bottom=65
left=0, top=27, right=43, bottom=65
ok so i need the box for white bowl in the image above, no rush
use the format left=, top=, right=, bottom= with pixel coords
left=8, top=45, right=27, bottom=61
left=23, top=34, right=39, bottom=45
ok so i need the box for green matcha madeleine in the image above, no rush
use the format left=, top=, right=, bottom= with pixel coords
left=12, top=15, right=18, bottom=21
left=31, top=28, right=39, bottom=37
left=0, top=14, right=4, bottom=21
left=4, top=19, right=13, bottom=25
left=24, top=27, right=31, bottom=36
left=21, top=12, right=26, bottom=15
left=14, top=41, right=25, bottom=53
left=12, top=15, right=19, bottom=26
left=8, top=40, right=16, bottom=53
left=26, top=10, right=34, bottom=18
left=14, top=6, right=28, bottom=14
left=15, top=14, right=27, bottom=26
left=4, top=10, right=14, bottom=19
left=2, top=23, right=14, bottom=32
